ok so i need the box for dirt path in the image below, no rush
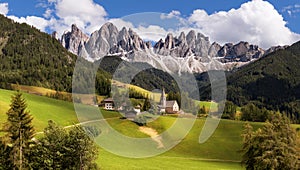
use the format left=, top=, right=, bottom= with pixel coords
left=139, top=126, right=164, bottom=149
left=34, top=117, right=118, bottom=135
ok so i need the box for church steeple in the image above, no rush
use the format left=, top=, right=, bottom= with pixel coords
left=160, top=88, right=166, bottom=108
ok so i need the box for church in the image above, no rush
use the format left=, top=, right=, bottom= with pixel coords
left=159, top=88, right=179, bottom=114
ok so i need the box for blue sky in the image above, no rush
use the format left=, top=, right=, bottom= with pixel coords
left=0, top=0, right=300, bottom=48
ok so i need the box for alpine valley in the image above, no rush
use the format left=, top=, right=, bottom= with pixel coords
left=0, top=2, right=300, bottom=169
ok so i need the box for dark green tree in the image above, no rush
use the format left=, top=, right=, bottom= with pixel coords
left=66, top=125, right=99, bottom=170
left=241, top=113, right=300, bottom=170
left=29, top=120, right=68, bottom=169
left=30, top=121, right=99, bottom=170
left=167, top=91, right=181, bottom=108
left=0, top=138, right=12, bottom=169
left=1, top=92, right=35, bottom=169
left=198, top=105, right=207, bottom=117
left=142, top=98, right=151, bottom=111
left=221, top=101, right=237, bottom=120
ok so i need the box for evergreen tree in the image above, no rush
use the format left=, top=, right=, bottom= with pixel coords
left=241, top=113, right=300, bottom=170
left=0, top=138, right=12, bottom=169
left=66, top=125, right=99, bottom=170
left=142, top=98, right=151, bottom=111
left=220, top=101, right=237, bottom=120
left=30, top=121, right=99, bottom=170
left=198, top=105, right=207, bottom=117
left=29, top=120, right=68, bottom=169
left=2, top=92, right=35, bottom=169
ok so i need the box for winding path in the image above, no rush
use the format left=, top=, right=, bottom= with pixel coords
left=139, top=126, right=164, bottom=148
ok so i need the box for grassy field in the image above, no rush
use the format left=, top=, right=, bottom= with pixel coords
left=10, top=84, right=106, bottom=105
left=0, top=88, right=117, bottom=131
left=2, top=88, right=299, bottom=169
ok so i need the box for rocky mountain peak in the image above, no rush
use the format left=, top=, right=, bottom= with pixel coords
left=61, top=24, right=89, bottom=55
left=165, top=33, right=175, bottom=49
left=58, top=22, right=289, bottom=74
left=77, top=23, right=150, bottom=60
left=177, top=32, right=187, bottom=45
left=153, top=29, right=210, bottom=58
left=51, top=31, right=58, bottom=40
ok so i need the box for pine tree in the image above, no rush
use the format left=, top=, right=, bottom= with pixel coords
left=241, top=113, right=300, bottom=170
left=2, top=92, right=35, bottom=170
left=30, top=121, right=99, bottom=170
left=66, top=125, right=99, bottom=170
left=198, top=105, right=207, bottom=118
left=29, top=120, right=68, bottom=169
left=142, top=98, right=151, bottom=111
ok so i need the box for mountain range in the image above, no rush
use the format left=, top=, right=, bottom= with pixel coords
left=60, top=22, right=287, bottom=73
left=1, top=14, right=300, bottom=121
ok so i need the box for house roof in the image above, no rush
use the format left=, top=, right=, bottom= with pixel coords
left=166, top=100, right=177, bottom=107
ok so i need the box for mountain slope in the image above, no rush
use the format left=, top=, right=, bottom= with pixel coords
left=0, top=14, right=77, bottom=91
left=0, top=14, right=112, bottom=95
left=226, top=41, right=300, bottom=120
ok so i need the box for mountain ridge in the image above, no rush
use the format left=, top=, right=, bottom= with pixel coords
left=60, top=22, right=288, bottom=73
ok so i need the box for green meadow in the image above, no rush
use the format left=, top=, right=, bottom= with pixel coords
left=0, top=88, right=270, bottom=169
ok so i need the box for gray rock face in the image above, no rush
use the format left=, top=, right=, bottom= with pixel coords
left=77, top=22, right=150, bottom=60
left=59, top=22, right=288, bottom=73
left=51, top=31, right=58, bottom=40
left=154, top=31, right=210, bottom=58
left=213, top=41, right=265, bottom=63
left=61, top=24, right=89, bottom=55
left=208, top=42, right=221, bottom=57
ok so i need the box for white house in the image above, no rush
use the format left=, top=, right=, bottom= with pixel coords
left=165, top=100, right=179, bottom=113
left=103, top=98, right=114, bottom=110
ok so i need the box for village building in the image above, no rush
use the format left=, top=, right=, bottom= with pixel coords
left=159, top=88, right=179, bottom=114
left=103, top=98, right=114, bottom=110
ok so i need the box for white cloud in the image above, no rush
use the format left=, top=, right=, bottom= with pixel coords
left=43, top=8, right=53, bottom=18
left=188, top=0, right=300, bottom=48
left=160, top=10, right=181, bottom=19
left=0, top=3, right=8, bottom=16
left=109, top=18, right=135, bottom=29
left=135, top=25, right=168, bottom=41
left=47, top=0, right=108, bottom=36
left=2, top=0, right=300, bottom=48
left=110, top=18, right=168, bottom=41
left=8, top=15, right=49, bottom=31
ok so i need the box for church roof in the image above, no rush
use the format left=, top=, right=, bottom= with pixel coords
left=166, top=100, right=177, bottom=107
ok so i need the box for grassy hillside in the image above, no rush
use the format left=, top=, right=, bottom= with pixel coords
left=0, top=88, right=245, bottom=169
left=3, top=88, right=300, bottom=169
left=0, top=88, right=118, bottom=131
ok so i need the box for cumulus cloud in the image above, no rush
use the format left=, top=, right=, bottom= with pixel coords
left=2, top=0, right=300, bottom=48
left=8, top=15, right=49, bottom=31
left=188, top=0, right=300, bottom=48
left=46, top=0, right=107, bottom=36
left=160, top=10, right=181, bottom=19
left=43, top=8, right=53, bottom=18
left=110, top=18, right=168, bottom=41
left=0, top=2, right=49, bottom=32
left=0, top=3, right=8, bottom=16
